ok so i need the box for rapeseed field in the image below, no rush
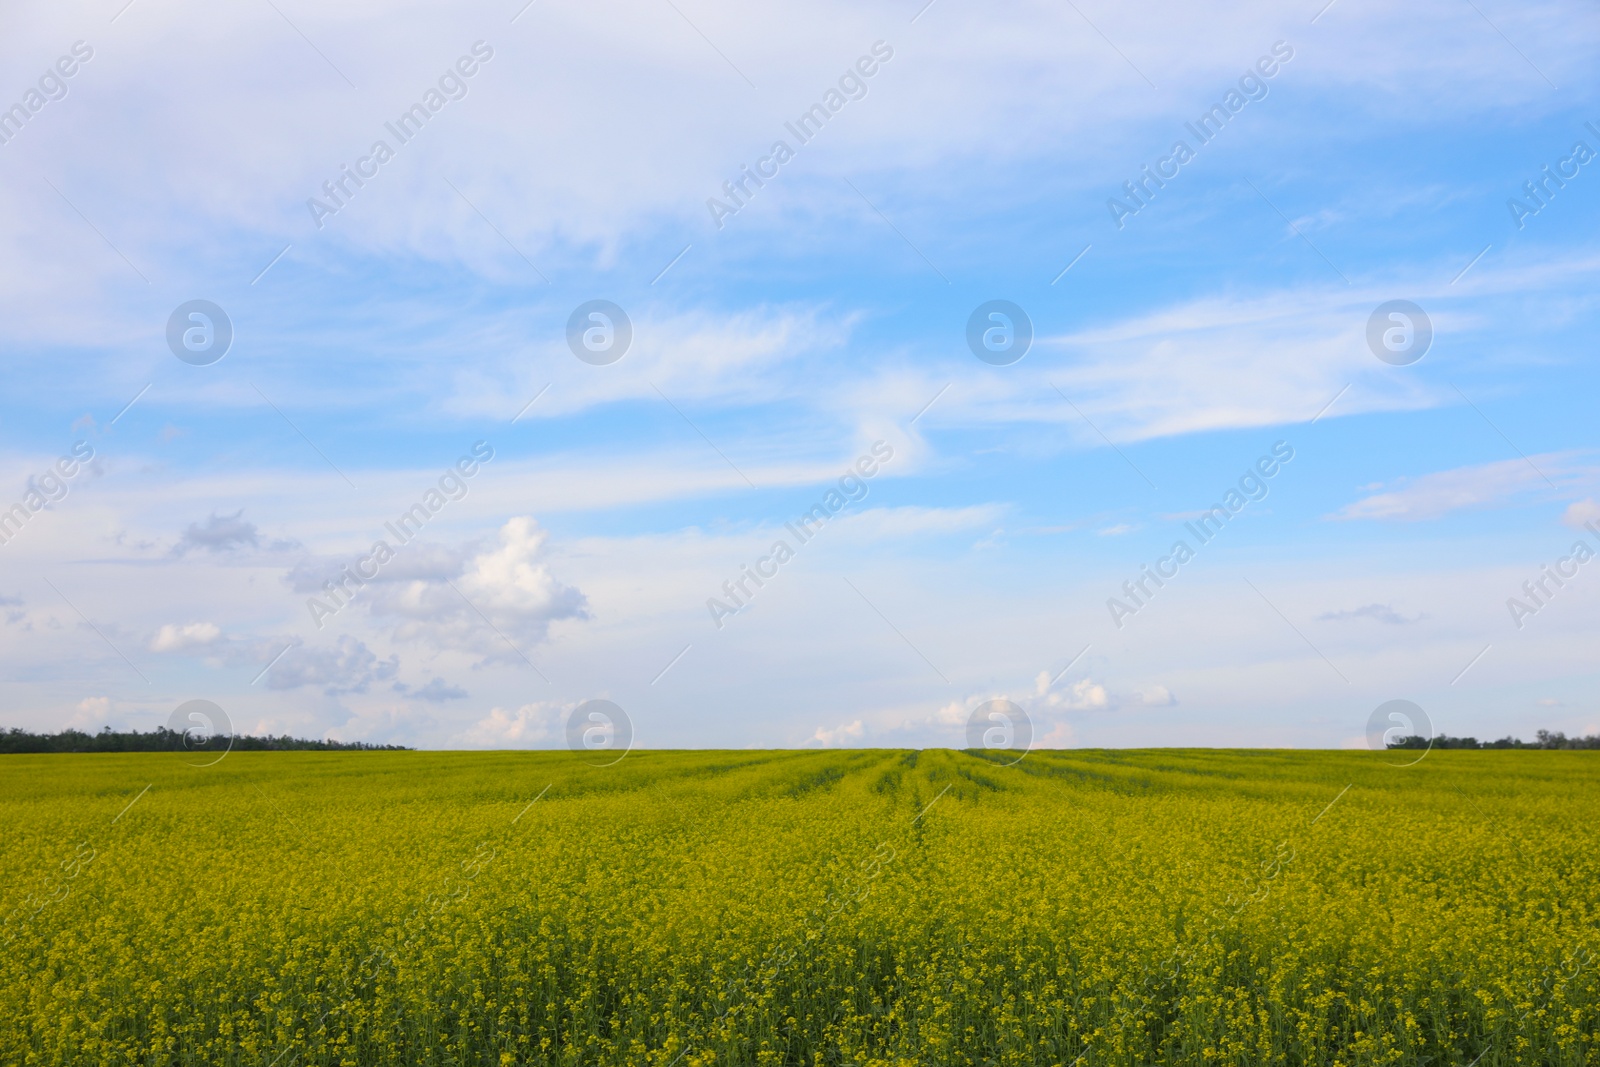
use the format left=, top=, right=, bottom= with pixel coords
left=1, top=748, right=1595, bottom=1066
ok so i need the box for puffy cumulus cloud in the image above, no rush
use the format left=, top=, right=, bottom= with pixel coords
left=1136, top=685, right=1176, bottom=707
left=1033, top=672, right=1173, bottom=711
left=811, top=719, right=865, bottom=746
left=382, top=518, right=587, bottom=663
left=1564, top=499, right=1600, bottom=528
left=71, top=696, right=111, bottom=728
left=1056, top=679, right=1109, bottom=710
left=1035, top=672, right=1110, bottom=711
left=827, top=676, right=1180, bottom=751
left=1035, top=720, right=1076, bottom=748
left=463, top=703, right=561, bottom=747
left=876, top=695, right=1044, bottom=746
left=291, top=517, right=587, bottom=665
left=875, top=693, right=1059, bottom=751
left=860, top=697, right=1016, bottom=747
left=461, top=517, right=584, bottom=623
left=149, top=621, right=221, bottom=652
left=928, top=700, right=969, bottom=728
left=263, top=635, right=398, bottom=695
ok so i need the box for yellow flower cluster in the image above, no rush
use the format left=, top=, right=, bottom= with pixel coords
left=1, top=747, right=1595, bottom=1065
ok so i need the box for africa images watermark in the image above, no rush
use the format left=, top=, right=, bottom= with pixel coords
left=1107, top=441, right=1295, bottom=628
left=565, top=699, right=633, bottom=767
left=706, top=440, right=895, bottom=628
left=706, top=40, right=895, bottom=230
left=1506, top=121, right=1599, bottom=231
left=966, top=698, right=1033, bottom=767
left=1107, top=40, right=1295, bottom=230
left=1506, top=518, right=1598, bottom=630
left=0, top=40, right=94, bottom=148
left=306, top=41, right=495, bottom=229
left=0, top=441, right=95, bottom=549
left=305, top=441, right=495, bottom=628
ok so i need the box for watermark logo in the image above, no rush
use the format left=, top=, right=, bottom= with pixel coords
left=0, top=41, right=94, bottom=149
left=966, top=300, right=1032, bottom=366
left=167, top=699, right=233, bottom=767
left=307, top=41, right=495, bottom=230
left=566, top=300, right=631, bottom=365
left=706, top=40, right=895, bottom=230
left=1106, top=40, right=1294, bottom=230
left=303, top=441, right=495, bottom=629
left=1507, top=126, right=1597, bottom=231
left=166, top=300, right=233, bottom=366
left=1107, top=441, right=1294, bottom=629
left=706, top=441, right=894, bottom=629
left=566, top=699, right=632, bottom=766
left=0, top=440, right=94, bottom=550
left=1366, top=698, right=1432, bottom=766
left=965, top=698, right=1032, bottom=766
left=1506, top=521, right=1597, bottom=630
left=1365, top=300, right=1431, bottom=366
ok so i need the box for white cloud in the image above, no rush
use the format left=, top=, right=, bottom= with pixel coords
left=5, top=0, right=1592, bottom=353
left=463, top=703, right=560, bottom=747
left=445, top=306, right=853, bottom=423
left=812, top=719, right=864, bottom=746
left=70, top=696, right=111, bottom=728
left=1137, top=685, right=1176, bottom=707
left=1033, top=669, right=1172, bottom=711
left=836, top=504, right=1006, bottom=541
left=149, top=621, right=221, bottom=652
left=459, top=517, right=584, bottom=622
left=1333, top=455, right=1593, bottom=521
left=1, top=1, right=1597, bottom=752
left=288, top=517, right=587, bottom=664
left=1031, top=286, right=1449, bottom=443
left=1034, top=720, right=1076, bottom=748
left=1034, top=669, right=1110, bottom=710
left=1042, top=678, right=1110, bottom=710
left=1563, top=499, right=1600, bottom=528
left=264, top=635, right=398, bottom=695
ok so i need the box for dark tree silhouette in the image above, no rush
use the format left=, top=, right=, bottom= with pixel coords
left=0, top=726, right=409, bottom=753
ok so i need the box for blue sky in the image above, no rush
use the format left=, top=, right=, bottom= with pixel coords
left=1, top=0, right=1597, bottom=749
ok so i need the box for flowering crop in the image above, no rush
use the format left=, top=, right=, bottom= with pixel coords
left=1, top=748, right=1595, bottom=1066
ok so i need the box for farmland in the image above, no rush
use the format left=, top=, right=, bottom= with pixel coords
left=1, top=748, right=1596, bottom=1066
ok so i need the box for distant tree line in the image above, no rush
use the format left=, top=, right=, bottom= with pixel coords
left=1388, top=729, right=1600, bottom=750
left=0, top=726, right=410, bottom=753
